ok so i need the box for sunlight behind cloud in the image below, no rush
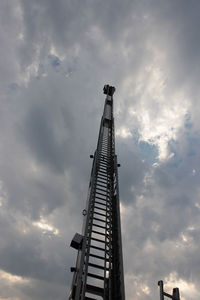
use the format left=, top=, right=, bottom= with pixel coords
left=0, top=270, right=29, bottom=284
left=164, top=272, right=200, bottom=300
left=121, top=42, right=190, bottom=161
left=116, top=127, right=132, bottom=138
left=33, top=217, right=59, bottom=236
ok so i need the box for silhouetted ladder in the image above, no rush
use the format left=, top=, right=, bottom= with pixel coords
left=69, top=85, right=125, bottom=300
left=158, top=280, right=180, bottom=300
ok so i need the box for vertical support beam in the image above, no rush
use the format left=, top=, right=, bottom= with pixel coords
left=111, top=155, right=125, bottom=300
left=173, top=288, right=180, bottom=300
left=158, top=281, right=164, bottom=300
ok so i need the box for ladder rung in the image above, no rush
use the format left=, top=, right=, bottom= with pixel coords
left=91, top=237, right=106, bottom=244
left=98, top=159, right=108, bottom=165
left=95, top=197, right=111, bottom=204
left=101, top=151, right=110, bottom=155
left=98, top=153, right=110, bottom=159
left=99, top=154, right=110, bottom=158
left=90, top=245, right=105, bottom=251
left=98, top=157, right=111, bottom=164
left=101, top=143, right=110, bottom=147
left=93, top=217, right=106, bottom=223
left=92, top=223, right=106, bottom=230
left=94, top=201, right=110, bottom=208
left=95, top=196, right=108, bottom=202
left=86, top=284, right=104, bottom=296
left=101, top=140, right=108, bottom=145
left=94, top=211, right=106, bottom=217
left=101, top=149, right=111, bottom=156
left=92, top=230, right=106, bottom=236
left=98, top=169, right=108, bottom=175
left=99, top=161, right=111, bottom=167
left=96, top=180, right=108, bottom=189
left=96, top=182, right=107, bottom=188
left=95, top=191, right=107, bottom=197
left=96, top=176, right=109, bottom=183
left=89, top=253, right=109, bottom=261
left=96, top=175, right=108, bottom=182
left=101, top=141, right=108, bottom=145
left=97, top=172, right=110, bottom=178
left=98, top=165, right=110, bottom=171
left=97, top=172, right=108, bottom=178
left=95, top=180, right=110, bottom=187
left=96, top=186, right=108, bottom=193
left=96, top=178, right=108, bottom=185
left=98, top=161, right=110, bottom=167
left=94, top=196, right=110, bottom=203
left=87, top=273, right=104, bottom=281
left=94, top=201, right=106, bottom=207
left=98, top=166, right=111, bottom=172
left=95, top=191, right=108, bottom=197
left=100, top=148, right=108, bottom=154
left=94, top=205, right=106, bottom=212
left=99, top=145, right=111, bottom=149
left=98, top=160, right=109, bottom=167
left=101, top=144, right=108, bottom=149
left=88, top=262, right=108, bottom=271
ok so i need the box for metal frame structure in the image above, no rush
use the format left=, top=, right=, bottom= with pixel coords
left=158, top=280, right=180, bottom=300
left=69, top=85, right=125, bottom=300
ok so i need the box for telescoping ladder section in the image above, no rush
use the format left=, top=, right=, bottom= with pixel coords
left=69, top=85, right=125, bottom=300
left=84, top=121, right=114, bottom=299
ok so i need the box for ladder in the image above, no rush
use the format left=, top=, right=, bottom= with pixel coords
left=69, top=85, right=125, bottom=300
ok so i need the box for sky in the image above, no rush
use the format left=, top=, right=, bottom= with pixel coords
left=0, top=0, right=200, bottom=299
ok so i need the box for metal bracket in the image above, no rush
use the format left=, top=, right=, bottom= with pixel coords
left=70, top=233, right=83, bottom=250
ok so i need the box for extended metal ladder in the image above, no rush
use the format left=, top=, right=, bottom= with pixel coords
left=69, top=85, right=125, bottom=300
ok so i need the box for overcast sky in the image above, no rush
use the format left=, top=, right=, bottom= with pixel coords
left=1, top=1, right=200, bottom=300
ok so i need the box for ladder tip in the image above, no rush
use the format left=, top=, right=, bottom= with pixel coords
left=103, top=84, right=115, bottom=96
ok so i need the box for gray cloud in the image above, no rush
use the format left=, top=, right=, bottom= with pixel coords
left=1, top=0, right=200, bottom=299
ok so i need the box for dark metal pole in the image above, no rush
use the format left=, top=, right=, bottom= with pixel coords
left=158, top=280, right=164, bottom=300
left=173, top=288, right=180, bottom=300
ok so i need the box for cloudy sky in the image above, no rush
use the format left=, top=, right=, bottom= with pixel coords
left=1, top=0, right=200, bottom=299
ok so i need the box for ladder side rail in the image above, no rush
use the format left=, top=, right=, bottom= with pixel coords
left=112, top=154, right=125, bottom=300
